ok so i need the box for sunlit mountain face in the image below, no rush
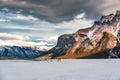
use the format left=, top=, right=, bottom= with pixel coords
left=0, top=0, right=120, bottom=50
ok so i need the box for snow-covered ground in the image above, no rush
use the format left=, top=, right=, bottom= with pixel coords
left=0, top=59, right=120, bottom=80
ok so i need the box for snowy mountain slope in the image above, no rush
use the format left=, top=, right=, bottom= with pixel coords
left=0, top=46, right=45, bottom=59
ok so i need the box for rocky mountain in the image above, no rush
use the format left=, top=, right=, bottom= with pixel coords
left=35, top=10, right=120, bottom=60
left=0, top=40, right=54, bottom=59
left=0, top=46, right=45, bottom=59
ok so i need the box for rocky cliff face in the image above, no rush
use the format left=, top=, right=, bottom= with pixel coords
left=47, top=34, right=76, bottom=58
left=38, top=10, right=120, bottom=59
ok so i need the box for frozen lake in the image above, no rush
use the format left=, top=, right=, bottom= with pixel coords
left=0, top=59, right=120, bottom=80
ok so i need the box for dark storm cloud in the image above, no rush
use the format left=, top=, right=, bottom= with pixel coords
left=0, top=0, right=120, bottom=22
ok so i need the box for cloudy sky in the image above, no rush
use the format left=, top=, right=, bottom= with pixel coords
left=0, top=0, right=120, bottom=46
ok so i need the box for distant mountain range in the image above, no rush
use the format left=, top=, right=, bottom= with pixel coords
left=1, top=11, right=120, bottom=60
left=0, top=40, right=55, bottom=59
left=0, top=46, right=45, bottom=59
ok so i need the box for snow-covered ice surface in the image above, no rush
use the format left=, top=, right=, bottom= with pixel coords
left=0, top=59, right=120, bottom=80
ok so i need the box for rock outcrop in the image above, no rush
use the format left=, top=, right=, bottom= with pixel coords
left=47, top=34, right=76, bottom=58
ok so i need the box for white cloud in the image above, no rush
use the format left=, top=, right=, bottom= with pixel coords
left=0, top=33, right=30, bottom=40
left=46, top=36, right=58, bottom=42
left=0, top=18, right=10, bottom=22
left=10, top=14, right=39, bottom=21
left=0, top=19, right=9, bottom=22
left=1, top=7, right=9, bottom=12
left=0, top=9, right=39, bottom=21
left=0, top=40, right=53, bottom=51
left=0, top=33, right=54, bottom=51
left=75, top=13, right=85, bottom=19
